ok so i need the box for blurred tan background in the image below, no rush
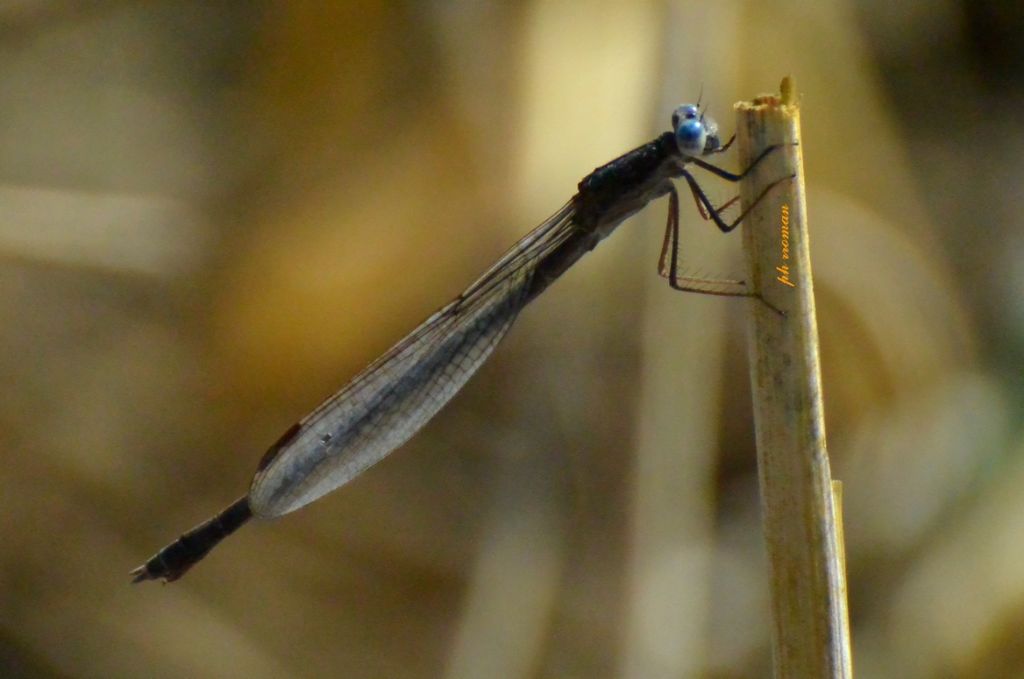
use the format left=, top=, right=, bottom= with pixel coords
left=2, top=1, right=1022, bottom=677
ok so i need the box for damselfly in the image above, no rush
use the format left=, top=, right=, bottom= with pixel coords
left=132, top=104, right=791, bottom=583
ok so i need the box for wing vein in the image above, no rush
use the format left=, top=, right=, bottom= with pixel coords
left=249, top=202, right=579, bottom=515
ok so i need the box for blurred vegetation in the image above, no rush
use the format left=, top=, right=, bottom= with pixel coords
left=1, top=1, right=1022, bottom=677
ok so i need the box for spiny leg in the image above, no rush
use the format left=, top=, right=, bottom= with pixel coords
left=656, top=185, right=679, bottom=277
left=680, top=169, right=793, bottom=234
left=657, top=182, right=788, bottom=315
left=691, top=193, right=741, bottom=221
left=657, top=185, right=748, bottom=296
left=685, top=161, right=740, bottom=221
left=710, top=134, right=736, bottom=154
left=690, top=142, right=795, bottom=182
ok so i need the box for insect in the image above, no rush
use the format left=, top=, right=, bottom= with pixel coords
left=132, top=103, right=790, bottom=583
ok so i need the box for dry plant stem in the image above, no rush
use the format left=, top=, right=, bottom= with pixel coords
left=735, top=77, right=852, bottom=678
left=832, top=480, right=853, bottom=677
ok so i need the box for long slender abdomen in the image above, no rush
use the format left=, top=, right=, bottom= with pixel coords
left=130, top=496, right=252, bottom=583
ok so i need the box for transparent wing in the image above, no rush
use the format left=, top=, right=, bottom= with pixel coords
left=249, top=202, right=578, bottom=517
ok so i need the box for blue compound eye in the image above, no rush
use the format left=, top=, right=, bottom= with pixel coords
left=675, top=118, right=706, bottom=155
left=671, top=104, right=700, bottom=130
